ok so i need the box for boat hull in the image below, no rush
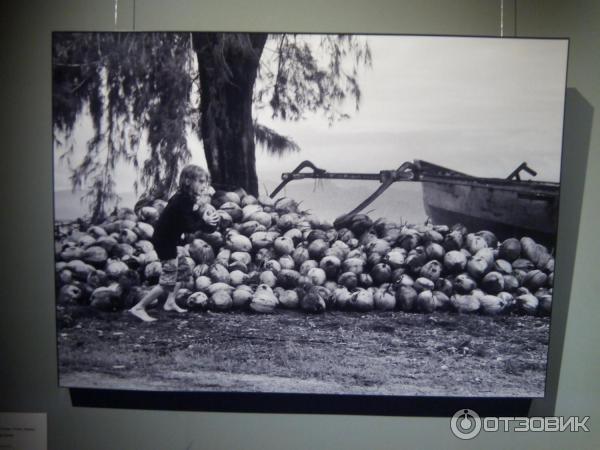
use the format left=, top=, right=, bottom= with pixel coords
left=422, top=180, right=559, bottom=244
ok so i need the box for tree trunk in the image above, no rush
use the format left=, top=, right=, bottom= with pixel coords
left=192, top=33, right=268, bottom=196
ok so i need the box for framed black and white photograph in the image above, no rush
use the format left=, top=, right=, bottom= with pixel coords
left=53, top=32, right=568, bottom=408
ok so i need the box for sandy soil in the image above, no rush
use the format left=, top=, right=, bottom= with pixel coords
left=56, top=305, right=549, bottom=397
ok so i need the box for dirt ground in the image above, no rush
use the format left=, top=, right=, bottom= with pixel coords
left=56, top=305, right=549, bottom=397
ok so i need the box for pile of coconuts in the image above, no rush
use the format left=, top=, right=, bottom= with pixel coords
left=54, top=188, right=555, bottom=317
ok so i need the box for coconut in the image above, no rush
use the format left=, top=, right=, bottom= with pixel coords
left=420, top=260, right=442, bottom=282
left=283, top=228, right=303, bottom=245
left=443, top=230, right=464, bottom=252
left=105, top=260, right=129, bottom=279
left=120, top=228, right=138, bottom=245
left=274, top=197, right=300, bottom=214
left=348, top=289, right=374, bottom=312
left=425, top=243, right=445, bottom=262
left=333, top=287, right=352, bottom=309
left=232, top=286, right=253, bottom=309
left=248, top=211, right=272, bottom=228
left=194, top=275, right=211, bottom=292
left=405, top=247, right=427, bottom=274
left=358, top=273, right=373, bottom=288
left=443, top=250, right=467, bottom=274
left=516, top=293, right=539, bottom=315
left=374, top=287, right=396, bottom=311
left=299, top=260, right=318, bottom=275
left=237, top=221, right=263, bottom=237
left=385, top=248, right=407, bottom=269
left=371, top=263, right=392, bottom=285
left=82, top=246, right=108, bottom=267
left=465, top=233, right=488, bottom=254
left=513, top=258, right=535, bottom=272
left=298, top=286, right=326, bottom=313
left=278, top=290, right=299, bottom=309
left=135, top=222, right=154, bottom=240
left=277, top=269, right=301, bottom=289
left=342, top=257, right=365, bottom=275
left=450, top=294, right=480, bottom=313
left=338, top=272, right=358, bottom=290
left=481, top=271, right=505, bottom=295
left=208, top=264, right=230, bottom=284
left=230, top=251, right=252, bottom=266
left=77, top=234, right=97, bottom=248
left=498, top=238, right=521, bottom=261
left=432, top=291, right=450, bottom=310
left=523, top=269, right=548, bottom=292
left=319, top=256, right=342, bottom=279
left=94, top=236, right=119, bottom=252
left=396, top=285, right=417, bottom=312
left=208, top=290, right=233, bottom=311
left=66, top=260, right=95, bottom=281
left=367, top=252, right=383, bottom=268
left=229, top=270, right=248, bottom=287
left=273, top=237, right=294, bottom=256
left=112, top=243, right=136, bottom=258
left=60, top=246, right=83, bottom=261
left=186, top=292, right=209, bottom=311
left=424, top=229, right=444, bottom=245
left=396, top=273, right=414, bottom=288
left=192, top=264, right=210, bottom=278
left=144, top=261, right=162, bottom=282
left=206, top=282, right=235, bottom=297
left=189, top=239, right=215, bottom=265
left=493, top=259, right=512, bottom=275
left=259, top=270, right=277, bottom=288
left=398, top=228, right=421, bottom=251
left=57, top=269, right=73, bottom=285
left=241, top=204, right=263, bottom=222
left=198, top=231, right=224, bottom=250
left=466, top=255, right=490, bottom=280
left=226, top=233, right=252, bottom=253
left=138, top=206, right=160, bottom=224
left=220, top=202, right=243, bottom=222
left=213, top=191, right=241, bottom=207
left=134, top=240, right=154, bottom=254
left=538, top=294, right=553, bottom=316
left=416, top=290, right=436, bottom=313
left=414, top=277, right=435, bottom=293
left=250, top=231, right=275, bottom=249
left=453, top=273, right=477, bottom=294
left=307, top=267, right=327, bottom=286
left=58, top=284, right=84, bottom=304
left=366, top=239, right=391, bottom=256
left=307, top=239, right=329, bottom=260
left=90, top=284, right=122, bottom=311
left=479, top=295, right=507, bottom=315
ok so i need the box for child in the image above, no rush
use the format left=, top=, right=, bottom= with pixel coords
left=129, top=165, right=220, bottom=322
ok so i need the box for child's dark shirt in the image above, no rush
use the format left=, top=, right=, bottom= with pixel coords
left=152, top=191, right=216, bottom=260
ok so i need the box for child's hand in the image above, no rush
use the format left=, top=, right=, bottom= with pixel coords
left=202, top=205, right=220, bottom=226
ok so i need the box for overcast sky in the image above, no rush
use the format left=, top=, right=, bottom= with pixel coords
left=54, top=35, right=568, bottom=194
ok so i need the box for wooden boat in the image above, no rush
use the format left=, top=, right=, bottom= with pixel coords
left=271, top=159, right=560, bottom=243
left=414, top=160, right=559, bottom=243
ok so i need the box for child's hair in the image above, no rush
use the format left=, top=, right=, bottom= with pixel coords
left=179, top=165, right=210, bottom=195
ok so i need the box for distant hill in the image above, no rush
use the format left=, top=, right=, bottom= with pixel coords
left=54, top=180, right=428, bottom=225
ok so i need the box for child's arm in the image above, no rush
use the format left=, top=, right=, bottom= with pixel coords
left=181, top=202, right=219, bottom=233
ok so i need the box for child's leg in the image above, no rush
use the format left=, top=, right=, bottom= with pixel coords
left=129, top=285, right=164, bottom=322
left=164, top=282, right=187, bottom=313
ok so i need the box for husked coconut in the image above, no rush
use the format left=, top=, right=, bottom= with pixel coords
left=479, top=295, right=507, bottom=315
left=516, top=293, right=539, bottom=315
left=187, top=292, right=209, bottom=311
left=420, top=260, right=442, bottom=282
left=481, top=271, right=505, bottom=295
left=189, top=239, right=215, bottom=265
left=416, top=290, right=436, bottom=313
left=338, top=271, right=358, bottom=290
left=232, top=286, right=253, bottom=309
left=279, top=290, right=300, bottom=309
left=450, top=294, right=480, bottom=313
left=349, top=289, right=374, bottom=312
left=395, top=285, right=417, bottom=312
left=259, top=270, right=277, bottom=288
left=209, top=290, right=233, bottom=311
left=333, top=287, right=352, bottom=309
left=373, top=287, right=396, bottom=310
left=371, top=263, right=392, bottom=285
left=299, top=286, right=326, bottom=313
left=414, top=277, right=435, bottom=292
left=319, top=255, right=342, bottom=279
left=443, top=250, right=467, bottom=274
left=432, top=291, right=450, bottom=310
left=278, top=255, right=295, bottom=270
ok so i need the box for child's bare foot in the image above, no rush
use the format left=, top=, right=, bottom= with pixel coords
left=129, top=307, right=157, bottom=322
left=163, top=300, right=187, bottom=313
